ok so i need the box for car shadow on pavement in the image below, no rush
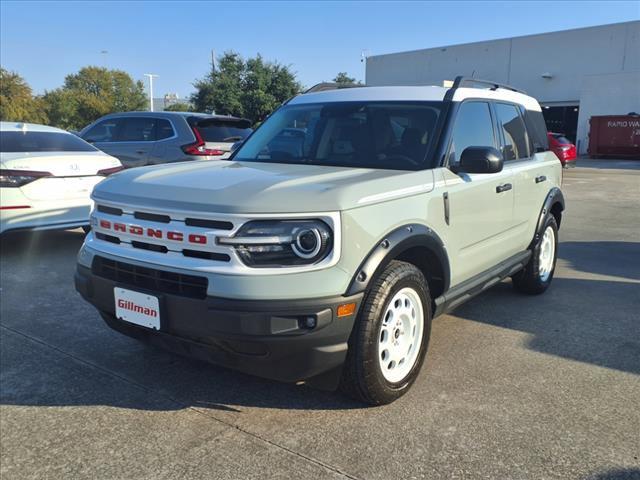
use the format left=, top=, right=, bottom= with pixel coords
left=0, top=229, right=86, bottom=257
left=584, top=468, right=640, bottom=480
left=451, top=277, right=640, bottom=375
left=560, top=241, right=640, bottom=281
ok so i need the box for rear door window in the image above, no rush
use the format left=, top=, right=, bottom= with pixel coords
left=117, top=117, right=156, bottom=142
left=190, top=118, right=252, bottom=143
left=82, top=118, right=123, bottom=143
left=0, top=131, right=98, bottom=152
left=448, top=101, right=496, bottom=165
left=155, top=119, right=175, bottom=140
left=495, top=103, right=530, bottom=160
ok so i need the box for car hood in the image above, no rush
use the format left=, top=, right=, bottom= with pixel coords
left=92, top=160, right=435, bottom=214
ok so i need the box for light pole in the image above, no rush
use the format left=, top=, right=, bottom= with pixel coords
left=144, top=73, right=158, bottom=112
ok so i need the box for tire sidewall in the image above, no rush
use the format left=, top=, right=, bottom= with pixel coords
left=365, top=269, right=431, bottom=395
left=532, top=215, right=559, bottom=288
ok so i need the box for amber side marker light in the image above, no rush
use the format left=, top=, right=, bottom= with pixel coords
left=337, top=302, right=356, bottom=318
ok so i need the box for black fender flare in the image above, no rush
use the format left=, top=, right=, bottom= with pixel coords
left=530, top=187, right=565, bottom=248
left=345, top=224, right=450, bottom=296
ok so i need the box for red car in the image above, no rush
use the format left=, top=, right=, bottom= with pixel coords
left=548, top=132, right=577, bottom=167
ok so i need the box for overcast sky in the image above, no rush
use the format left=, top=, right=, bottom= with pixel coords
left=1, top=1, right=638, bottom=98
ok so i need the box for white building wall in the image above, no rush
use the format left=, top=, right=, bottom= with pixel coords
left=576, top=71, right=640, bottom=154
left=366, top=21, right=640, bottom=107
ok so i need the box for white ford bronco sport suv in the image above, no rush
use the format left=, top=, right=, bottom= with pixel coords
left=76, top=77, right=564, bottom=405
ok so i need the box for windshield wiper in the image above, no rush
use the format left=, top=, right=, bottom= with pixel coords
left=222, top=136, right=243, bottom=142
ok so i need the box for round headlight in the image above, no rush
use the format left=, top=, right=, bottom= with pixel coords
left=292, top=228, right=322, bottom=259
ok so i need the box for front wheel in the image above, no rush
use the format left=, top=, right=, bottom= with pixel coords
left=512, top=215, right=559, bottom=294
left=340, top=260, right=432, bottom=405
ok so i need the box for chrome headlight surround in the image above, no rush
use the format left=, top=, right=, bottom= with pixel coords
left=218, top=219, right=333, bottom=268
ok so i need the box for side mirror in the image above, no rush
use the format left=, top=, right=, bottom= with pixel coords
left=457, top=146, right=504, bottom=174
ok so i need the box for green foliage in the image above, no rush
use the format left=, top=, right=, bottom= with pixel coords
left=44, top=66, right=148, bottom=130
left=0, top=68, right=48, bottom=124
left=333, top=72, right=362, bottom=86
left=164, top=102, right=194, bottom=112
left=192, top=51, right=302, bottom=124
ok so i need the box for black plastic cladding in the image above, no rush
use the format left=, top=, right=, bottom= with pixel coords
left=346, top=224, right=450, bottom=297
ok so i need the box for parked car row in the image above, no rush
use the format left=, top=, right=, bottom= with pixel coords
left=1, top=112, right=252, bottom=234
left=79, top=112, right=252, bottom=168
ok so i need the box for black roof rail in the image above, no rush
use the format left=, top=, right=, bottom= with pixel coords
left=303, top=82, right=364, bottom=94
left=449, top=76, right=526, bottom=95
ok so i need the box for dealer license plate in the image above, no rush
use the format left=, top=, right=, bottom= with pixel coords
left=114, top=287, right=160, bottom=330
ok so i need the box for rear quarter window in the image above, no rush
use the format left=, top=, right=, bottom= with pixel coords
left=552, top=134, right=572, bottom=145
left=0, top=131, right=98, bottom=152
left=190, top=117, right=252, bottom=142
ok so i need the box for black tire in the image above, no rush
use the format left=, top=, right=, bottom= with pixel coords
left=340, top=260, right=432, bottom=405
left=82, top=225, right=92, bottom=234
left=512, top=215, right=559, bottom=295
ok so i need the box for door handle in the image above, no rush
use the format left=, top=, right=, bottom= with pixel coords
left=496, top=183, right=512, bottom=193
left=136, top=150, right=146, bottom=155
left=535, top=175, right=547, bottom=184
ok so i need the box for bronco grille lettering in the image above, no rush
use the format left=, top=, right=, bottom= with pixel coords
left=96, top=219, right=211, bottom=245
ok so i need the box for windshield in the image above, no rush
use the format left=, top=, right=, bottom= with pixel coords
left=1, top=131, right=98, bottom=153
left=233, top=101, right=443, bottom=170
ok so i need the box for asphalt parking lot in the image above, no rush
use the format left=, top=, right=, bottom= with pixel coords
left=1, top=159, right=639, bottom=480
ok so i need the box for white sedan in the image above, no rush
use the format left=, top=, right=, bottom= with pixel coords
left=0, top=122, right=123, bottom=234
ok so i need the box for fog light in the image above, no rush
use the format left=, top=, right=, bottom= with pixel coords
left=299, top=316, right=317, bottom=329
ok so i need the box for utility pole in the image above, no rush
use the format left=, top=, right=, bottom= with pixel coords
left=144, top=74, right=158, bottom=112
left=211, top=49, right=216, bottom=75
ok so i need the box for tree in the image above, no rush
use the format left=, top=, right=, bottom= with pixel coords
left=0, top=68, right=48, bottom=124
left=164, top=102, right=194, bottom=112
left=192, top=51, right=302, bottom=124
left=43, top=66, right=147, bottom=130
left=333, top=72, right=362, bottom=87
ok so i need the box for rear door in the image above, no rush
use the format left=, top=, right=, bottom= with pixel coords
left=83, top=117, right=156, bottom=168
left=495, top=103, right=553, bottom=250
left=190, top=117, right=252, bottom=158
left=441, top=100, right=517, bottom=283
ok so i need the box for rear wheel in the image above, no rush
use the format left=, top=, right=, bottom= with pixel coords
left=340, top=260, right=432, bottom=405
left=512, top=215, right=558, bottom=294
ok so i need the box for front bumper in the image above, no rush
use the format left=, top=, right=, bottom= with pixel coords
left=75, top=263, right=362, bottom=386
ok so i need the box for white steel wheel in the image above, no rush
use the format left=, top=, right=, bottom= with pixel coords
left=538, top=225, right=556, bottom=282
left=378, top=287, right=424, bottom=383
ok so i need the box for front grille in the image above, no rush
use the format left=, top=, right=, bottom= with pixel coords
left=94, top=205, right=236, bottom=264
left=95, top=232, right=121, bottom=244
left=185, top=218, right=233, bottom=230
left=131, top=241, right=168, bottom=253
left=97, top=205, right=123, bottom=216
left=92, top=256, right=208, bottom=299
left=183, top=249, right=230, bottom=261
left=134, top=211, right=170, bottom=223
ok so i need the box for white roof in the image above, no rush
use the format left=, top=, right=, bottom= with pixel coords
left=290, top=86, right=448, bottom=104
left=289, top=85, right=541, bottom=111
left=0, top=122, right=71, bottom=133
